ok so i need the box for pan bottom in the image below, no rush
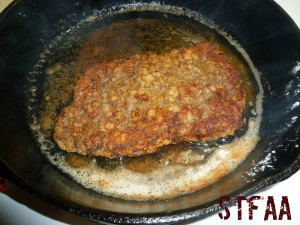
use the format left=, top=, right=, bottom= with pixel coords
left=27, top=3, right=263, bottom=201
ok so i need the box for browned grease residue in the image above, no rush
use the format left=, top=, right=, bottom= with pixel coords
left=40, top=18, right=256, bottom=174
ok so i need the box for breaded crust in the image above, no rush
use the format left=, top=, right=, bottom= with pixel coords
left=53, top=42, right=245, bottom=158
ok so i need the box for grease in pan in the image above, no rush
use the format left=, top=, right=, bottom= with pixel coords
left=30, top=9, right=263, bottom=200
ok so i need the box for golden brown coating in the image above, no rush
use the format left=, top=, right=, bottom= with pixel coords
left=53, top=42, right=245, bottom=158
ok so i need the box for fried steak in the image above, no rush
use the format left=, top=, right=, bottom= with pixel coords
left=53, top=42, right=245, bottom=158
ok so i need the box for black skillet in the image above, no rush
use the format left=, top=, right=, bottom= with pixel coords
left=0, top=0, right=300, bottom=224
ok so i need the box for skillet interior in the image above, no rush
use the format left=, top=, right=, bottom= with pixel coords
left=0, top=0, right=300, bottom=224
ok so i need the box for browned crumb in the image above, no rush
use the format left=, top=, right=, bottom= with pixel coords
left=53, top=42, right=245, bottom=158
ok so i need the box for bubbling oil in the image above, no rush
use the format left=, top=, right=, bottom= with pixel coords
left=28, top=4, right=263, bottom=201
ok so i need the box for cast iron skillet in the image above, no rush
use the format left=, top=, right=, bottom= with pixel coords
left=0, top=0, right=300, bottom=224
